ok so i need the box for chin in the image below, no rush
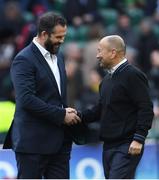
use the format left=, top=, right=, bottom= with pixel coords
left=51, top=49, right=58, bottom=54
left=99, top=63, right=104, bottom=68
left=53, top=48, right=60, bottom=54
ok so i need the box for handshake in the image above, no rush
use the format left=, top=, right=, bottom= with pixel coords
left=64, top=107, right=81, bottom=125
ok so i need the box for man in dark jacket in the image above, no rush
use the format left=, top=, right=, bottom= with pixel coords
left=81, top=35, right=154, bottom=179
left=3, top=12, right=81, bottom=179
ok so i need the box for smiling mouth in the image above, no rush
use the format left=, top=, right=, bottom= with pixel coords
left=55, top=43, right=61, bottom=46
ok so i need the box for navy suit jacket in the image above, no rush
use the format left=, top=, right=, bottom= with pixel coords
left=3, top=42, right=70, bottom=154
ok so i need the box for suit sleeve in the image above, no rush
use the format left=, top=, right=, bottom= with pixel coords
left=127, top=70, right=154, bottom=144
left=11, top=56, right=66, bottom=126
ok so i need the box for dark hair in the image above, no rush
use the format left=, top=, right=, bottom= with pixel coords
left=37, top=12, right=67, bottom=35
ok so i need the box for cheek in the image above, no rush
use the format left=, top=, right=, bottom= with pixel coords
left=99, top=52, right=104, bottom=58
left=50, top=36, right=58, bottom=43
left=51, top=38, right=56, bottom=44
left=54, top=37, right=61, bottom=43
left=102, top=54, right=107, bottom=61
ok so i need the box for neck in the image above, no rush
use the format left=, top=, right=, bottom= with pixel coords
left=35, top=36, right=45, bottom=48
left=110, top=56, right=126, bottom=68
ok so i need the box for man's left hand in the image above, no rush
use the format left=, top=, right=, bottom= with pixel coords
left=128, top=140, right=143, bottom=155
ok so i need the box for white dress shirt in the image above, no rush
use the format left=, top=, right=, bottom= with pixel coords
left=33, top=37, right=61, bottom=95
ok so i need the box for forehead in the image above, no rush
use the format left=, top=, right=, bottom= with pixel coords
left=98, top=39, right=109, bottom=50
left=53, top=24, right=67, bottom=35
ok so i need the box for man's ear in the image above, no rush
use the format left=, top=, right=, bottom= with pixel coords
left=111, top=48, right=117, bottom=59
left=41, top=31, right=48, bottom=41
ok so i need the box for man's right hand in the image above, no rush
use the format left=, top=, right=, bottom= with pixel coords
left=64, top=107, right=81, bottom=125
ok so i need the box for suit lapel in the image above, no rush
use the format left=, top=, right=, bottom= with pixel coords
left=57, top=55, right=65, bottom=98
left=31, top=42, right=61, bottom=97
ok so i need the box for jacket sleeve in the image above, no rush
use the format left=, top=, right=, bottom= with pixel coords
left=11, top=56, right=66, bottom=126
left=127, top=70, right=154, bottom=144
left=81, top=101, right=102, bottom=123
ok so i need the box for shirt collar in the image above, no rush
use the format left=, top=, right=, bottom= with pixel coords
left=33, top=37, right=50, bottom=58
left=108, top=58, right=127, bottom=74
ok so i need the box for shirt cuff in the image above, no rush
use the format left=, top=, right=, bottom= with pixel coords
left=133, top=133, right=145, bottom=144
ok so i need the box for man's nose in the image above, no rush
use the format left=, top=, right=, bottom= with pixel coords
left=59, top=38, right=64, bottom=43
left=96, top=54, right=100, bottom=59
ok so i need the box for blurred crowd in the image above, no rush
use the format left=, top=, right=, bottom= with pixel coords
left=1, top=0, right=159, bottom=143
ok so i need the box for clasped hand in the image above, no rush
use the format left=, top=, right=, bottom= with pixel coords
left=64, top=107, right=81, bottom=125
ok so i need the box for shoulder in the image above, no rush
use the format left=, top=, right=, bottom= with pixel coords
left=127, top=65, right=147, bottom=78
left=124, top=65, right=148, bottom=84
left=15, top=43, right=33, bottom=59
left=12, top=44, right=35, bottom=68
left=13, top=43, right=35, bottom=63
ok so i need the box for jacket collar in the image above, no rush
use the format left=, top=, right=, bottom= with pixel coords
left=112, top=60, right=130, bottom=77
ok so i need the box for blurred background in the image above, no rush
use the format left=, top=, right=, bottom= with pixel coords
left=0, top=0, right=159, bottom=179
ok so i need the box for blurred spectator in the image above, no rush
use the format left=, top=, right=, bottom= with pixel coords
left=79, top=68, right=102, bottom=143
left=109, top=13, right=138, bottom=48
left=17, top=2, right=47, bottom=51
left=0, top=0, right=4, bottom=11
left=0, top=27, right=16, bottom=101
left=16, top=21, right=37, bottom=51
left=80, top=68, right=102, bottom=110
left=136, top=17, right=159, bottom=75
left=108, top=0, right=145, bottom=12
left=0, top=68, right=14, bottom=101
left=82, top=23, right=105, bottom=86
left=126, top=46, right=138, bottom=66
left=148, top=49, right=159, bottom=138
left=156, top=0, right=159, bottom=14
left=124, top=0, right=145, bottom=9
left=0, top=1, right=26, bottom=35
left=64, top=42, right=84, bottom=108
left=19, top=0, right=49, bottom=12
left=153, top=1, right=159, bottom=26
left=107, top=0, right=124, bottom=11
left=0, top=28, right=16, bottom=67
left=144, top=0, right=157, bottom=16
left=149, top=50, right=159, bottom=103
left=63, top=0, right=100, bottom=26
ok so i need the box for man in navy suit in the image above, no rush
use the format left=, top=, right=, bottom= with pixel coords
left=3, top=12, right=81, bottom=179
left=81, top=35, right=154, bottom=178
